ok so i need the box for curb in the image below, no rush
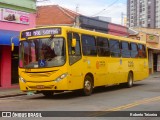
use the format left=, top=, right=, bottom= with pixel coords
left=0, top=93, right=26, bottom=98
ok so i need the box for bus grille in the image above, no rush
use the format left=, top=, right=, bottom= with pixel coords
left=25, top=71, right=56, bottom=78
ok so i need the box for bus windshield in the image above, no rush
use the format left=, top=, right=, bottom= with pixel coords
left=19, top=37, right=66, bottom=68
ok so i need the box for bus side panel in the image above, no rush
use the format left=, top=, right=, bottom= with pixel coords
left=94, top=57, right=110, bottom=87
left=68, top=56, right=109, bottom=89
left=119, top=58, right=130, bottom=83
left=67, top=58, right=85, bottom=90
left=107, top=58, right=122, bottom=84
left=134, top=59, right=149, bottom=81
left=68, top=56, right=112, bottom=90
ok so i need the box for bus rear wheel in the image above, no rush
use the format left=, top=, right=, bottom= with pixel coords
left=42, top=91, right=54, bottom=97
left=83, top=75, right=93, bottom=96
left=127, top=72, right=133, bottom=88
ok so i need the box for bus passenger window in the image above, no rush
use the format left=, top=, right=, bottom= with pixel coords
left=97, top=37, right=110, bottom=57
left=131, top=43, right=138, bottom=58
left=109, top=39, right=121, bottom=57
left=138, top=44, right=146, bottom=58
left=82, top=35, right=97, bottom=56
left=121, top=41, right=130, bottom=58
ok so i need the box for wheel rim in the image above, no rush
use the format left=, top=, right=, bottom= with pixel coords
left=128, top=74, right=133, bottom=87
left=84, top=80, right=92, bottom=92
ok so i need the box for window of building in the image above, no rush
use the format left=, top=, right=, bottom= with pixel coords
left=143, top=8, right=145, bottom=11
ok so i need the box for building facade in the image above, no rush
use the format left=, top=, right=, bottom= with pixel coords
left=92, top=16, right=112, bottom=23
left=0, top=0, right=36, bottom=88
left=130, top=27, right=160, bottom=74
left=127, top=0, right=159, bottom=28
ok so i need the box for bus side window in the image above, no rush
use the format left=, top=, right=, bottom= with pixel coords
left=121, top=41, right=130, bottom=58
left=67, top=32, right=72, bottom=55
left=131, top=43, right=138, bottom=58
left=138, top=44, right=147, bottom=58
left=109, top=39, right=121, bottom=57
left=82, top=34, right=97, bottom=56
left=67, top=32, right=81, bottom=65
left=97, top=37, right=110, bottom=57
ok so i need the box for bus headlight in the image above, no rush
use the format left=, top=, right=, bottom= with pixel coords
left=54, top=73, right=68, bottom=82
left=19, top=76, right=26, bottom=83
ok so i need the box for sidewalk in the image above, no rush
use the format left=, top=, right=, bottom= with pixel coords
left=0, top=87, right=26, bottom=98
left=0, top=72, right=159, bottom=98
left=149, top=72, right=160, bottom=78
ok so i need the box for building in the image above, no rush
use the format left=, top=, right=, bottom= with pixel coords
left=129, top=27, right=160, bottom=74
left=36, top=5, right=129, bottom=37
left=92, top=16, right=111, bottom=22
left=0, top=0, right=36, bottom=88
left=127, top=0, right=160, bottom=28
left=36, top=5, right=79, bottom=26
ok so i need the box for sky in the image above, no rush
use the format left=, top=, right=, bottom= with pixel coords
left=37, top=0, right=127, bottom=25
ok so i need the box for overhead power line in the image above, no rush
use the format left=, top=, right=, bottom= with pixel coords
left=91, top=0, right=119, bottom=17
left=36, top=0, right=49, bottom=2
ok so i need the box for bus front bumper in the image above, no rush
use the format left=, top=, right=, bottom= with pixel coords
left=19, top=78, right=68, bottom=92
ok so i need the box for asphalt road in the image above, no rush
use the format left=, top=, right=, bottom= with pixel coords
left=0, top=75, right=160, bottom=120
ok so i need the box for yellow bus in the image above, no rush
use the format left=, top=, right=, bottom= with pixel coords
left=19, top=26, right=149, bottom=97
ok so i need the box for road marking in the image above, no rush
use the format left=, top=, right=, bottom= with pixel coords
left=107, top=96, right=160, bottom=111
left=89, top=96, right=160, bottom=117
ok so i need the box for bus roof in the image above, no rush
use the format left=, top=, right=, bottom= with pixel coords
left=21, top=26, right=145, bottom=44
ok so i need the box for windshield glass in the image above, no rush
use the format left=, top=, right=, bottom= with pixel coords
left=19, top=37, right=66, bottom=68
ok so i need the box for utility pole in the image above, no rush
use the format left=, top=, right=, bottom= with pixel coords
left=121, top=12, right=126, bottom=26
left=121, top=12, right=124, bottom=25
left=76, top=4, right=79, bottom=13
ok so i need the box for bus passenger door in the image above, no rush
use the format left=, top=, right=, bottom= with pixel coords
left=109, top=58, right=122, bottom=84
left=109, top=40, right=122, bottom=84
left=118, top=58, right=127, bottom=83
left=67, top=32, right=83, bottom=90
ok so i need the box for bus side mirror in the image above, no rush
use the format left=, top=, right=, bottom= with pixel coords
left=72, top=38, right=76, bottom=47
left=11, top=43, right=14, bottom=51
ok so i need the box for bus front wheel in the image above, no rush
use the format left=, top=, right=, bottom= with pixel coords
left=42, top=91, right=54, bottom=97
left=83, top=75, right=93, bottom=96
left=127, top=72, right=133, bottom=88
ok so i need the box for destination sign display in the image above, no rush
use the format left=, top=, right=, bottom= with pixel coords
left=21, top=28, right=61, bottom=38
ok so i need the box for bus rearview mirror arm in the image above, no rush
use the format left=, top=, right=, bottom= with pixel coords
left=11, top=36, right=19, bottom=51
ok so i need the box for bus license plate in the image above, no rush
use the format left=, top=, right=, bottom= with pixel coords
left=36, top=85, right=44, bottom=89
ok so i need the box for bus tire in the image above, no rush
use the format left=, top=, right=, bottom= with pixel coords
left=127, top=72, right=133, bottom=88
left=83, top=75, right=93, bottom=96
left=42, top=91, right=54, bottom=97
